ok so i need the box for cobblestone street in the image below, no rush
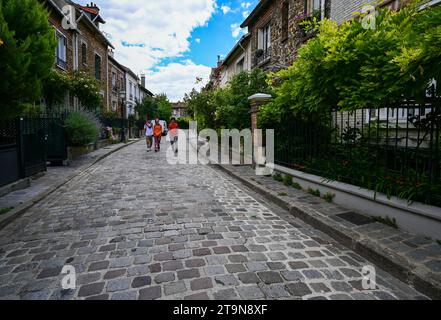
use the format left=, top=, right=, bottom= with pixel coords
left=0, top=141, right=428, bottom=300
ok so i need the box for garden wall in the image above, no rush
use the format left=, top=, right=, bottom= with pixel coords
left=269, top=163, right=441, bottom=239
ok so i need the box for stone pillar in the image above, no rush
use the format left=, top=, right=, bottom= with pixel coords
left=248, top=93, right=272, bottom=131
left=248, top=93, right=272, bottom=168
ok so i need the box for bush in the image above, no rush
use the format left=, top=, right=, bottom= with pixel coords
left=65, top=111, right=101, bottom=146
left=273, top=172, right=283, bottom=182
left=307, top=188, right=321, bottom=197
left=283, top=175, right=293, bottom=186
left=292, top=182, right=302, bottom=190
left=176, top=117, right=191, bottom=129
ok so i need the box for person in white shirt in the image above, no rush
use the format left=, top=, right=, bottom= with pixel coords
left=144, top=117, right=153, bottom=151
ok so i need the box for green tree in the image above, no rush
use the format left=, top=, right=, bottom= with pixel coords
left=265, top=0, right=441, bottom=122
left=136, top=95, right=158, bottom=120
left=184, top=69, right=271, bottom=130
left=156, top=93, right=172, bottom=121
left=0, top=0, right=57, bottom=118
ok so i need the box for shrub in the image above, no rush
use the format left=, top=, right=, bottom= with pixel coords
left=273, top=172, right=283, bottom=182
left=292, top=182, right=302, bottom=190
left=176, top=117, right=191, bottom=129
left=323, top=192, right=335, bottom=203
left=283, top=175, right=293, bottom=186
left=307, top=188, right=321, bottom=197
left=65, top=111, right=100, bottom=146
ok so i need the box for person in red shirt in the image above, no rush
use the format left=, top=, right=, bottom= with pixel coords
left=153, top=118, right=163, bottom=152
left=168, top=118, right=179, bottom=154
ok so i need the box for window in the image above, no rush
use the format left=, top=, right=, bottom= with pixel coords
left=129, top=81, right=133, bottom=100
left=94, top=54, right=101, bottom=80
left=236, top=58, right=245, bottom=73
left=55, top=32, right=67, bottom=69
left=281, top=1, right=289, bottom=41
left=112, top=101, right=117, bottom=111
left=81, top=42, right=87, bottom=65
left=306, top=0, right=321, bottom=15
left=258, top=23, right=271, bottom=51
left=112, top=72, right=117, bottom=90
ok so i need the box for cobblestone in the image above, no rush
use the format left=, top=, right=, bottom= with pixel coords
left=0, top=141, right=429, bottom=300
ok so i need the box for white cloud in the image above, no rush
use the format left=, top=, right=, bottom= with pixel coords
left=80, top=0, right=216, bottom=100
left=195, top=38, right=201, bottom=43
left=231, top=23, right=244, bottom=38
left=145, top=61, right=211, bottom=102
left=241, top=2, right=252, bottom=9
left=242, top=10, right=250, bottom=18
left=221, top=5, right=231, bottom=14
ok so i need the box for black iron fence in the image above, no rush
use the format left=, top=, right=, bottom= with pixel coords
left=0, top=113, right=68, bottom=187
left=273, top=99, right=441, bottom=207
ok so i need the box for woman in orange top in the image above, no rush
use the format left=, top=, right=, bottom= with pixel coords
left=168, top=118, right=179, bottom=154
left=153, top=118, right=163, bottom=152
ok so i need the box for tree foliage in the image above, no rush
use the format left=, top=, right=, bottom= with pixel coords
left=135, top=93, right=172, bottom=121
left=42, top=70, right=102, bottom=111
left=263, top=0, right=441, bottom=124
left=0, top=0, right=57, bottom=118
left=184, top=69, right=271, bottom=130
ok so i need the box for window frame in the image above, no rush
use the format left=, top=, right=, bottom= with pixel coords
left=81, top=41, right=88, bottom=66
left=55, top=30, right=67, bottom=70
left=94, top=52, right=102, bottom=81
left=281, top=1, right=289, bottom=42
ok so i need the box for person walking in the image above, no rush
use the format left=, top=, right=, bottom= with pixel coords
left=144, top=117, right=153, bottom=151
left=153, top=118, right=163, bottom=152
left=168, top=118, right=179, bottom=155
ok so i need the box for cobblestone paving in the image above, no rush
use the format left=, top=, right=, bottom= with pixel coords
left=0, top=141, right=428, bottom=300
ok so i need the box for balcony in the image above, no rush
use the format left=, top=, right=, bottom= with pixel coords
left=254, top=48, right=271, bottom=67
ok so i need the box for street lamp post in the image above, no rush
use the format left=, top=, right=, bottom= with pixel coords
left=119, top=90, right=126, bottom=142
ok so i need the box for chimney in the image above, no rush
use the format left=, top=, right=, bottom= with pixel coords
left=86, top=2, right=100, bottom=15
left=141, top=74, right=146, bottom=87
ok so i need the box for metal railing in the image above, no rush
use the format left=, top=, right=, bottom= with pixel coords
left=271, top=99, right=441, bottom=207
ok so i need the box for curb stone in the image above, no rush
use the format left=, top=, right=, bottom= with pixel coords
left=0, top=140, right=139, bottom=231
left=215, top=164, right=441, bottom=299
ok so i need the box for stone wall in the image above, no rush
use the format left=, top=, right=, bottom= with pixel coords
left=248, top=0, right=306, bottom=72
left=108, top=57, right=125, bottom=114
left=77, top=20, right=109, bottom=111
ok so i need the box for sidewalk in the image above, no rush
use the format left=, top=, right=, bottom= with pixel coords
left=217, top=164, right=441, bottom=299
left=0, top=140, right=139, bottom=229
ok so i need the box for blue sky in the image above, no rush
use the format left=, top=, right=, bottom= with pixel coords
left=78, top=0, right=258, bottom=101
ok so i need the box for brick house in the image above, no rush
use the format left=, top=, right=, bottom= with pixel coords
left=44, top=0, right=76, bottom=108
left=241, top=0, right=331, bottom=72
left=43, top=0, right=114, bottom=111
left=108, top=51, right=126, bottom=114
left=73, top=1, right=114, bottom=111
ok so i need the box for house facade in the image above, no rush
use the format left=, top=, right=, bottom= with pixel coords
left=219, top=33, right=252, bottom=88
left=171, top=102, right=188, bottom=118
left=121, top=66, right=140, bottom=118
left=241, top=0, right=329, bottom=72
left=108, top=51, right=126, bottom=114
left=44, top=0, right=114, bottom=111
left=74, top=2, right=113, bottom=111
left=329, top=0, right=401, bottom=24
